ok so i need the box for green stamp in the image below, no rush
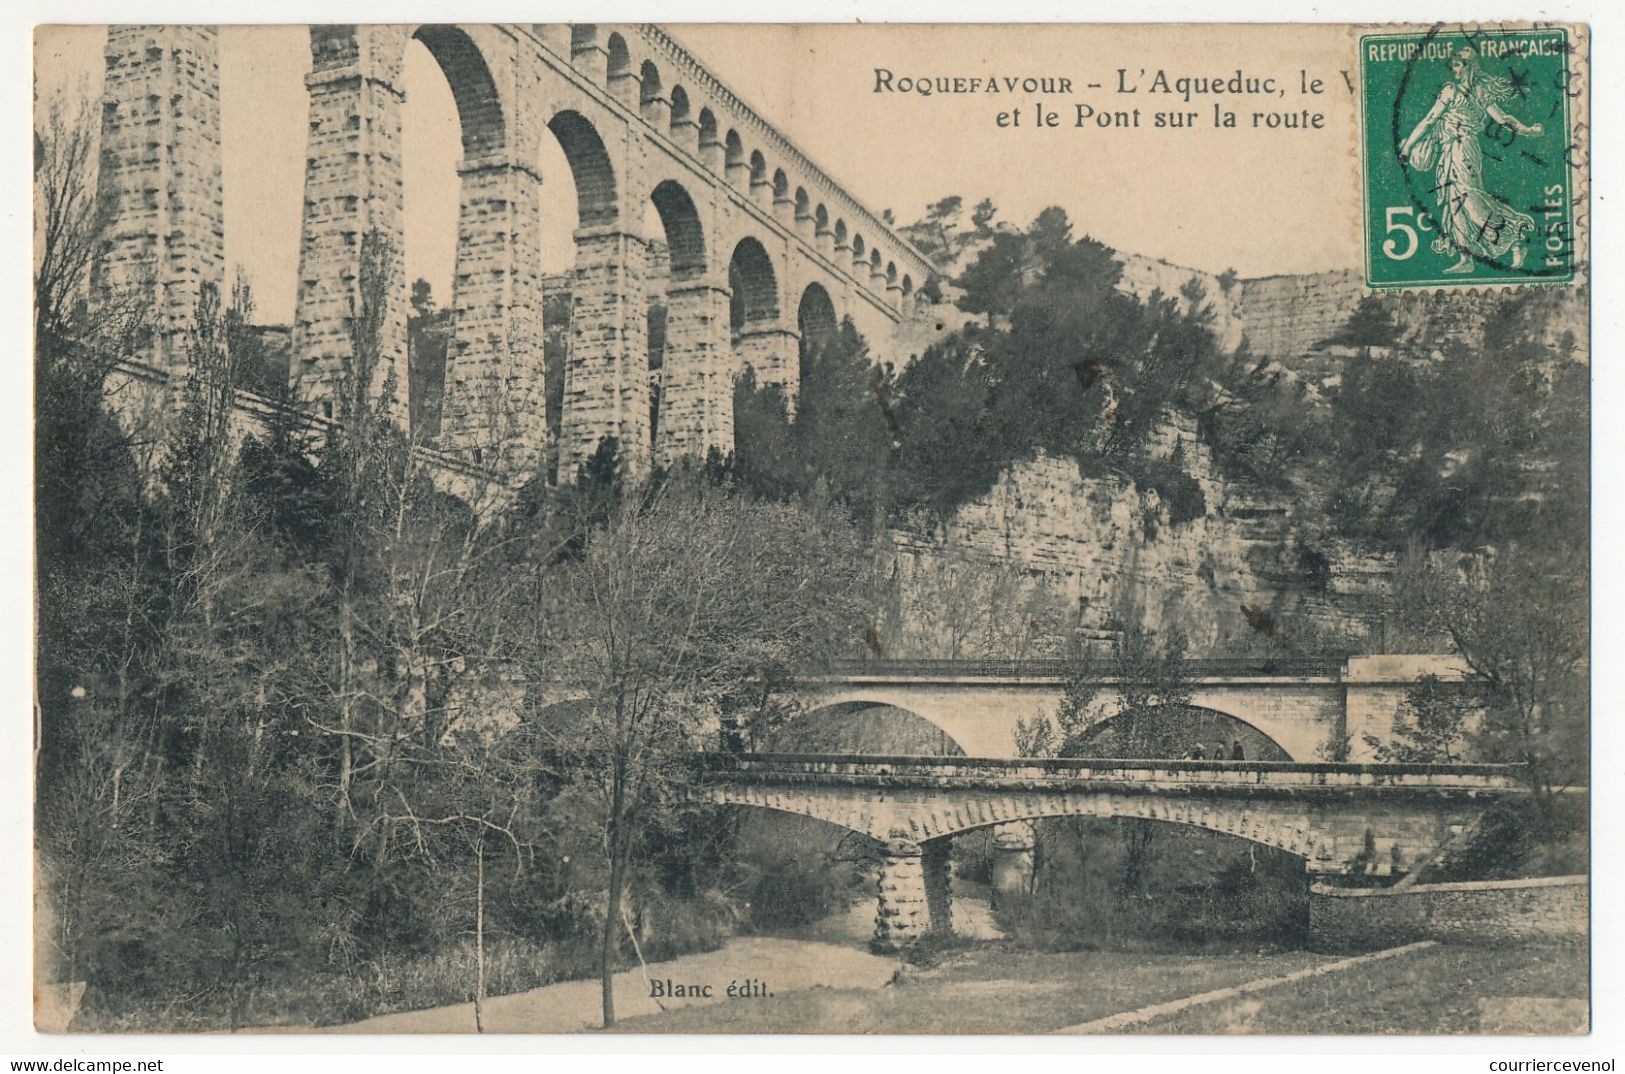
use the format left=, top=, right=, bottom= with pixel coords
left=1360, top=26, right=1577, bottom=288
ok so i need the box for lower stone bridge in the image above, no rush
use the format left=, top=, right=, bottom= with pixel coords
left=694, top=752, right=1530, bottom=950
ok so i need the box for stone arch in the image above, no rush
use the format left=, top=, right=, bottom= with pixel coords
left=669, top=85, right=691, bottom=130
left=698, top=107, right=719, bottom=150
left=649, top=180, right=706, bottom=281
left=772, top=168, right=790, bottom=202
left=886, top=260, right=898, bottom=286
left=546, top=110, right=617, bottom=227
left=699, top=785, right=1314, bottom=858
left=728, top=236, right=778, bottom=332
left=797, top=282, right=838, bottom=379
left=834, top=218, right=848, bottom=249
left=851, top=233, right=866, bottom=263
left=766, top=700, right=968, bottom=756
left=869, top=248, right=883, bottom=275
left=749, top=150, right=768, bottom=196
left=639, top=59, right=662, bottom=104
left=605, top=32, right=632, bottom=80
left=1079, top=704, right=1294, bottom=762
left=794, top=186, right=812, bottom=231
left=724, top=129, right=745, bottom=181
left=646, top=178, right=714, bottom=464
left=412, top=26, right=505, bottom=161
left=814, top=203, right=831, bottom=243
left=917, top=798, right=1314, bottom=857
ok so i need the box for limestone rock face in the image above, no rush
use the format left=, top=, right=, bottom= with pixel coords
left=887, top=429, right=1393, bottom=660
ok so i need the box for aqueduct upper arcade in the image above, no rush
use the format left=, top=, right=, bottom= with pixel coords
left=93, top=24, right=936, bottom=482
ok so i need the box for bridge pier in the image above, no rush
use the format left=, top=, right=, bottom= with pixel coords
left=990, top=821, right=1036, bottom=906
left=872, top=837, right=927, bottom=952
left=560, top=226, right=652, bottom=479
left=872, top=834, right=954, bottom=952
left=923, top=837, right=954, bottom=937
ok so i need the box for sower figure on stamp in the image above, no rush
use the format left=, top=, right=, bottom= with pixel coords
left=1398, top=46, right=1543, bottom=273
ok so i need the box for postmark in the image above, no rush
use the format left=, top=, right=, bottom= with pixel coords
left=1360, top=25, right=1577, bottom=288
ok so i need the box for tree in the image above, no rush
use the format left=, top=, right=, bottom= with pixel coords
left=525, top=481, right=868, bottom=1026
left=1388, top=547, right=1586, bottom=798
left=970, top=198, right=997, bottom=237
left=1364, top=675, right=1479, bottom=764
left=1055, top=625, right=1196, bottom=893
left=732, top=318, right=893, bottom=522
left=910, top=195, right=964, bottom=267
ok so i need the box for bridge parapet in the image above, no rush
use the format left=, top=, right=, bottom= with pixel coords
left=809, top=657, right=1348, bottom=682
left=695, top=752, right=1529, bottom=795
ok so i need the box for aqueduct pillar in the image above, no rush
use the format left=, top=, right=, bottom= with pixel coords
left=95, top=26, right=225, bottom=372
left=293, top=26, right=408, bottom=417
left=559, top=225, right=651, bottom=479
left=657, top=278, right=735, bottom=464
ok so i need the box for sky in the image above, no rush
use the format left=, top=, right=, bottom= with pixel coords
left=35, top=23, right=1365, bottom=325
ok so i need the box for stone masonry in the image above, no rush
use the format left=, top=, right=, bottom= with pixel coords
left=700, top=754, right=1528, bottom=949
left=794, top=655, right=1469, bottom=762
left=657, top=279, right=734, bottom=465
left=1309, top=875, right=1588, bottom=949
left=95, top=26, right=224, bottom=370
left=561, top=227, right=652, bottom=479
left=292, top=26, right=408, bottom=417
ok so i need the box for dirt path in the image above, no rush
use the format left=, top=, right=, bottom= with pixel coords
left=304, top=888, right=1000, bottom=1034
left=322, top=935, right=896, bottom=1034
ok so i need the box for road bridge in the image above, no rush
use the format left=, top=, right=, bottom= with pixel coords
left=696, top=752, right=1530, bottom=949
left=785, top=655, right=1472, bottom=763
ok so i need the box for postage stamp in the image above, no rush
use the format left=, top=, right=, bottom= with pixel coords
left=1360, top=25, right=1578, bottom=288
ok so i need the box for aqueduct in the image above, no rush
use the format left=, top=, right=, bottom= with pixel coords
left=93, top=24, right=936, bottom=480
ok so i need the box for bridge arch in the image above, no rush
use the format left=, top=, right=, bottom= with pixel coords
left=794, top=187, right=812, bottom=236
left=698, top=107, right=719, bottom=156
left=728, top=237, right=779, bottom=333
left=412, top=26, right=505, bottom=161
left=669, top=84, right=691, bottom=131
left=638, top=60, right=663, bottom=113
left=797, top=282, right=838, bottom=380
left=705, top=779, right=1320, bottom=859
left=1079, top=705, right=1294, bottom=762
left=768, top=700, right=968, bottom=756
left=546, top=110, right=618, bottom=227
left=649, top=179, right=707, bottom=281
left=605, top=32, right=632, bottom=85
left=705, top=785, right=1317, bottom=859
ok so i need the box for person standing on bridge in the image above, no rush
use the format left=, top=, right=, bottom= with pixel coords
left=1231, top=740, right=1245, bottom=760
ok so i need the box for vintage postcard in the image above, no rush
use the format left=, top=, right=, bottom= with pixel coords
left=31, top=21, right=1590, bottom=1038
